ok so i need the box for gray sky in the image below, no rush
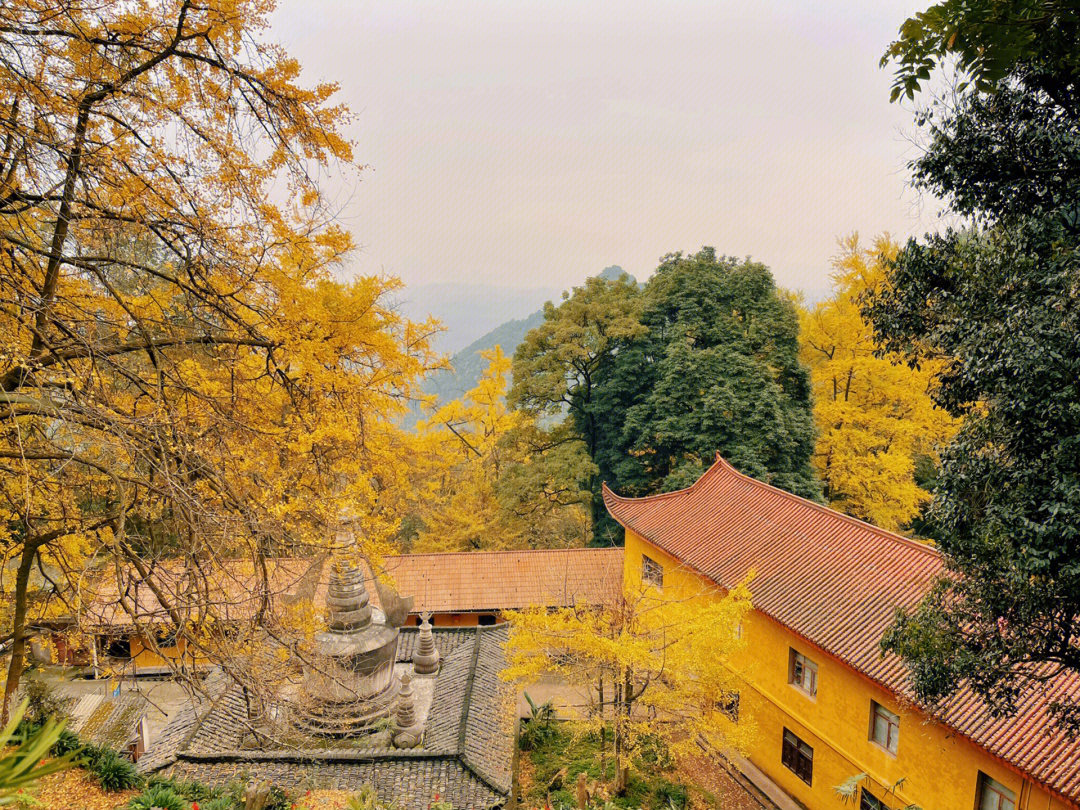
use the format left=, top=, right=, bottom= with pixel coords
left=271, top=0, right=939, bottom=306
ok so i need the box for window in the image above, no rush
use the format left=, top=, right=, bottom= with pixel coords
left=860, top=789, right=888, bottom=810
left=642, top=555, right=663, bottom=588
left=978, top=774, right=1016, bottom=810
left=153, top=626, right=179, bottom=648
left=478, top=613, right=497, bottom=626
left=717, top=691, right=740, bottom=722
left=870, top=701, right=900, bottom=754
left=789, top=649, right=817, bottom=696
left=102, top=636, right=131, bottom=659
left=781, top=728, right=813, bottom=785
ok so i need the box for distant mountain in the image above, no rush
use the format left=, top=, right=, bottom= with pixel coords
left=405, top=266, right=633, bottom=426
left=393, top=282, right=561, bottom=354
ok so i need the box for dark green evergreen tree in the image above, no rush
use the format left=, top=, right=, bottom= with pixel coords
left=609, top=249, right=820, bottom=500
left=873, top=0, right=1080, bottom=730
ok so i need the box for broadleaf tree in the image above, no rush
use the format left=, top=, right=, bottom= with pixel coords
left=872, top=0, right=1080, bottom=729
left=408, top=348, right=594, bottom=551
left=614, top=249, right=820, bottom=500
left=502, top=568, right=755, bottom=795
left=799, top=235, right=956, bottom=532
left=0, top=0, right=438, bottom=719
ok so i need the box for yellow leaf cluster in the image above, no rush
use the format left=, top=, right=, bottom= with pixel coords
left=503, top=570, right=756, bottom=782
left=799, top=235, right=957, bottom=531
left=405, top=348, right=591, bottom=551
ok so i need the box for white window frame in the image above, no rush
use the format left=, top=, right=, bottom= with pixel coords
left=641, top=554, right=664, bottom=589
left=870, top=700, right=900, bottom=754
left=789, top=649, right=818, bottom=697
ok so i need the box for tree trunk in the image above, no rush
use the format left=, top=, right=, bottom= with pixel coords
left=615, top=666, right=633, bottom=795
left=598, top=674, right=606, bottom=782
left=2, top=540, right=40, bottom=724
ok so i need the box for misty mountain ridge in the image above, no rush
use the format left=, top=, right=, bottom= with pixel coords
left=406, top=266, right=633, bottom=425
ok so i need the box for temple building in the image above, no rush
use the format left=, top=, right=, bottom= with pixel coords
left=136, top=562, right=514, bottom=810
left=604, top=453, right=1080, bottom=810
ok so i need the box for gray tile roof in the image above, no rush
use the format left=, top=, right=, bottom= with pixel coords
left=141, top=626, right=513, bottom=810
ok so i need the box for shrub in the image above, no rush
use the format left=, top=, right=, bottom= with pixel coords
left=265, top=784, right=294, bottom=810
left=203, top=798, right=237, bottom=810
left=653, top=779, right=687, bottom=809
left=518, top=692, right=557, bottom=752
left=126, top=784, right=187, bottom=810
left=91, top=749, right=142, bottom=791
left=50, top=729, right=82, bottom=757
left=23, top=680, right=68, bottom=726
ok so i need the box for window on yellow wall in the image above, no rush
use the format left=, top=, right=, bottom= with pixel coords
left=641, top=555, right=663, bottom=589
left=788, top=649, right=817, bottom=696
left=977, top=773, right=1016, bottom=810
left=781, top=728, right=813, bottom=785
left=717, top=691, right=740, bottom=722
left=870, top=701, right=899, bottom=754
left=859, top=789, right=888, bottom=810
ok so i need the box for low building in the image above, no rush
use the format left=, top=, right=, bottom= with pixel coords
left=60, top=548, right=620, bottom=675
left=604, top=454, right=1080, bottom=810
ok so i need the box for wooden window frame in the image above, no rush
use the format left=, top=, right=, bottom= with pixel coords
left=641, top=554, right=664, bottom=589
left=781, top=728, right=813, bottom=786
left=717, top=691, right=740, bottom=722
left=788, top=649, right=818, bottom=697
left=869, top=700, right=900, bottom=754
left=977, top=773, right=1016, bottom=810
left=859, top=788, right=887, bottom=810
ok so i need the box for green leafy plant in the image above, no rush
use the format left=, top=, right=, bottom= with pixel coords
left=126, top=783, right=187, bottom=810
left=22, top=680, right=67, bottom=727
left=0, top=700, right=78, bottom=804
left=203, top=798, right=237, bottom=810
left=518, top=692, right=557, bottom=752
left=48, top=730, right=82, bottom=758
left=90, top=749, right=142, bottom=792
left=835, top=773, right=921, bottom=810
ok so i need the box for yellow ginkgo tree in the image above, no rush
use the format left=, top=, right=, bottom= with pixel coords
left=0, top=0, right=438, bottom=719
left=502, top=567, right=756, bottom=794
left=799, top=235, right=957, bottom=532
left=408, top=348, right=593, bottom=551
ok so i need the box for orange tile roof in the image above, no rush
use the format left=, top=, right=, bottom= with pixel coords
left=375, top=547, right=622, bottom=614
left=81, top=548, right=621, bottom=628
left=603, top=455, right=1080, bottom=805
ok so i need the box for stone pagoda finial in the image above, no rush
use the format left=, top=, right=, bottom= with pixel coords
left=392, top=674, right=421, bottom=749
left=326, top=562, right=372, bottom=632
left=412, top=612, right=439, bottom=675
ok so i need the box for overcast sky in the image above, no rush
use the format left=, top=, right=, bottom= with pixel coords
left=271, top=1, right=940, bottom=303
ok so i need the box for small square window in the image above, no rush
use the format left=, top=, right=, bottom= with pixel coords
left=789, top=649, right=817, bottom=697
left=642, top=555, right=663, bottom=589
left=781, top=728, right=813, bottom=785
left=977, top=773, right=1016, bottom=810
left=860, top=789, right=888, bottom=810
left=870, top=701, right=900, bottom=754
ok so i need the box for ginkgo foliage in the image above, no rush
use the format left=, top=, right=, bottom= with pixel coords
left=408, top=348, right=593, bottom=551
left=0, top=0, right=437, bottom=718
left=799, top=236, right=956, bottom=531
left=502, top=568, right=755, bottom=794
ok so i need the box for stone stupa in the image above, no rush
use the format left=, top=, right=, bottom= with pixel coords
left=297, top=561, right=405, bottom=736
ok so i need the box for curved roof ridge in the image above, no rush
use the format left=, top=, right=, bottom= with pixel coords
left=709, top=453, right=941, bottom=560
left=604, top=453, right=940, bottom=560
